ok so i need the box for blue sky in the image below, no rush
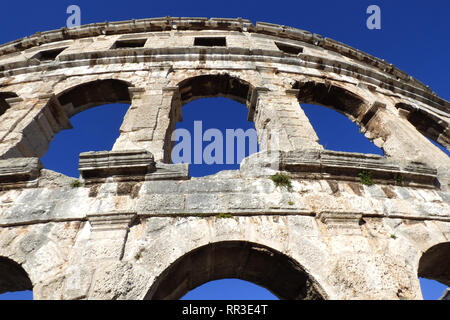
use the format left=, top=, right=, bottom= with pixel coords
left=0, top=0, right=449, bottom=300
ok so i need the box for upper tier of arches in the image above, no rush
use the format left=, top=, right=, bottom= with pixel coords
left=0, top=18, right=448, bottom=114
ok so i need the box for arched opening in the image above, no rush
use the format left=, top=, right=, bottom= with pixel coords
left=301, top=103, right=384, bottom=155
left=171, top=74, right=259, bottom=177
left=396, top=103, right=450, bottom=151
left=39, top=79, right=133, bottom=177
left=294, top=81, right=384, bottom=155
left=0, top=257, right=33, bottom=300
left=41, top=104, right=129, bottom=177
left=145, top=241, right=325, bottom=300
left=178, top=74, right=251, bottom=106
left=418, top=242, right=450, bottom=300
left=0, top=92, right=18, bottom=118
left=57, top=79, right=132, bottom=117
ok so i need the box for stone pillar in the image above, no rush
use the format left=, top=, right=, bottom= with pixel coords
left=62, top=211, right=136, bottom=300
left=251, top=88, right=322, bottom=152
left=362, top=103, right=450, bottom=170
left=113, top=86, right=181, bottom=163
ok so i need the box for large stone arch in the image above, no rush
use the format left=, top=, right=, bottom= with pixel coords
left=152, top=72, right=324, bottom=162
left=292, top=80, right=379, bottom=151
left=293, top=80, right=370, bottom=124
left=158, top=73, right=258, bottom=163
left=56, top=79, right=134, bottom=117
left=0, top=79, right=135, bottom=160
left=292, top=80, right=450, bottom=168
left=144, top=240, right=327, bottom=300
left=418, top=241, right=450, bottom=287
left=0, top=256, right=32, bottom=295
left=0, top=17, right=448, bottom=301
left=176, top=73, right=254, bottom=107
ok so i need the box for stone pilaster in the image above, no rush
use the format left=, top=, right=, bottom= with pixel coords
left=62, top=211, right=136, bottom=300
left=252, top=88, right=322, bottom=152
left=362, top=103, right=450, bottom=173
left=112, top=85, right=181, bottom=163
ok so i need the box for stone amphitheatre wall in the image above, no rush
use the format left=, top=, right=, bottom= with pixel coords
left=0, top=17, right=448, bottom=299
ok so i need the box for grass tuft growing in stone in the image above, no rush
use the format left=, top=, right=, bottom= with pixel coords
left=70, top=180, right=82, bottom=188
left=270, top=172, right=293, bottom=191
left=394, top=173, right=404, bottom=185
left=358, top=170, right=373, bottom=186
left=216, top=213, right=234, bottom=219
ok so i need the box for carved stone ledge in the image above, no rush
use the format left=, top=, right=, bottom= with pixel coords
left=280, top=149, right=438, bottom=188
left=317, top=212, right=363, bottom=235
left=86, top=211, right=137, bottom=260
left=79, top=150, right=189, bottom=183
left=146, top=163, right=189, bottom=181
left=87, top=211, right=137, bottom=232
left=0, top=157, right=42, bottom=189
left=79, top=150, right=155, bottom=181
left=4, top=97, right=24, bottom=106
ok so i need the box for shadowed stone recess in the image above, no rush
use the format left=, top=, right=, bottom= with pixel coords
left=0, top=257, right=32, bottom=294
left=145, top=241, right=324, bottom=300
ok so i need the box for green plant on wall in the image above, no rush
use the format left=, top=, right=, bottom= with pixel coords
left=70, top=179, right=82, bottom=188
left=270, top=172, right=293, bottom=191
left=216, top=213, right=234, bottom=219
left=358, top=170, right=373, bottom=186
left=394, top=173, right=404, bottom=185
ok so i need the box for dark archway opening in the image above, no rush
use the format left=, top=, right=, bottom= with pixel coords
left=178, top=74, right=251, bottom=106
left=418, top=242, right=450, bottom=300
left=145, top=241, right=325, bottom=300
left=0, top=92, right=18, bottom=117
left=57, top=79, right=132, bottom=117
left=294, top=81, right=365, bottom=120
left=0, top=257, right=33, bottom=300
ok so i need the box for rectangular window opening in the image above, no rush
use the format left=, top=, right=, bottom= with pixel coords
left=275, top=42, right=303, bottom=55
left=32, top=47, right=67, bottom=62
left=113, top=39, right=147, bottom=49
left=194, top=37, right=227, bottom=47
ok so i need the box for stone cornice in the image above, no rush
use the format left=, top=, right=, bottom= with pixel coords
left=0, top=47, right=446, bottom=113
left=0, top=17, right=447, bottom=111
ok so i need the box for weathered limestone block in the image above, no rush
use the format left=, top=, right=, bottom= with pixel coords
left=0, top=157, right=42, bottom=186
left=79, top=150, right=155, bottom=181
